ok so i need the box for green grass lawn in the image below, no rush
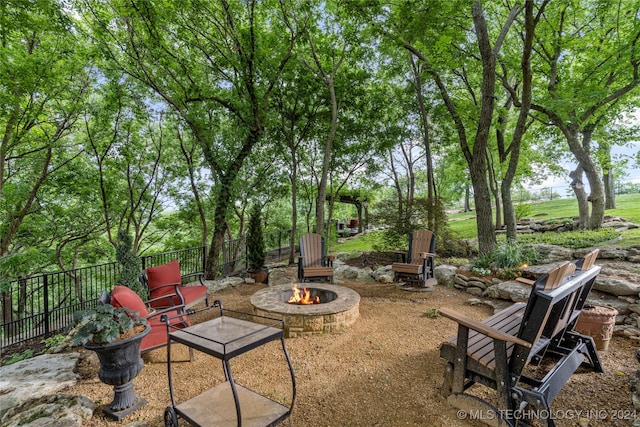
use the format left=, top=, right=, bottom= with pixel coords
left=335, top=193, right=640, bottom=251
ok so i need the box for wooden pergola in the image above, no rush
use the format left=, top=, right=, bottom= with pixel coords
left=327, top=194, right=369, bottom=233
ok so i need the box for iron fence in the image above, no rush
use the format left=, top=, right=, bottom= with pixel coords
left=1, top=225, right=310, bottom=350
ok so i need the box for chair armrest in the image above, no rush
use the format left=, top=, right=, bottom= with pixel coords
left=182, top=272, right=205, bottom=286
left=418, top=252, right=436, bottom=259
left=146, top=283, right=185, bottom=306
left=438, top=307, right=532, bottom=348
left=393, top=250, right=407, bottom=263
left=145, top=304, right=187, bottom=321
left=515, top=277, right=536, bottom=286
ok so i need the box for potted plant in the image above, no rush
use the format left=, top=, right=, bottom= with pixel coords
left=72, top=304, right=151, bottom=421
left=246, top=204, right=268, bottom=283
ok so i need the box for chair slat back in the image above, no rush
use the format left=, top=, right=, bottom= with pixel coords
left=300, top=233, right=324, bottom=268
left=509, top=265, right=601, bottom=375
left=543, top=261, right=576, bottom=290
left=408, top=229, right=434, bottom=265
left=580, top=249, right=600, bottom=271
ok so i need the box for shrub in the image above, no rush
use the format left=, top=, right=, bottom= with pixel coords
left=518, top=228, right=620, bottom=248
left=473, top=240, right=540, bottom=272
left=514, top=204, right=533, bottom=221
left=246, top=204, right=266, bottom=271
left=116, top=230, right=145, bottom=298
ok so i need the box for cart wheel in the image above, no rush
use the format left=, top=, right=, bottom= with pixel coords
left=164, top=407, right=179, bottom=427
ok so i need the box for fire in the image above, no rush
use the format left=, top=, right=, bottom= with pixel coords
left=288, top=284, right=320, bottom=305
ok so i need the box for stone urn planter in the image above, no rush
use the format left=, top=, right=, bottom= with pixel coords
left=72, top=304, right=151, bottom=421
left=575, top=303, right=618, bottom=351
left=85, top=324, right=151, bottom=420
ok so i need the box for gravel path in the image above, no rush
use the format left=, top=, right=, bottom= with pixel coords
left=64, top=276, right=637, bottom=427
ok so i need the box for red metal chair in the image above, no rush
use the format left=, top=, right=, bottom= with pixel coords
left=140, top=259, right=209, bottom=310
left=109, top=285, right=192, bottom=358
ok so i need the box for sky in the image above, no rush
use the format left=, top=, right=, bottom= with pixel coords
left=529, top=141, right=640, bottom=193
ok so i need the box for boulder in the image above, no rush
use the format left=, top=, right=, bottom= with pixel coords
left=357, top=267, right=374, bottom=281
left=598, top=247, right=629, bottom=260
left=484, top=280, right=532, bottom=302
left=0, top=353, right=80, bottom=414
left=529, top=244, right=573, bottom=263
left=1, top=393, right=95, bottom=427
left=266, top=266, right=297, bottom=286
left=204, top=276, right=245, bottom=292
left=593, top=277, right=640, bottom=296
left=334, top=264, right=360, bottom=280
left=585, top=290, right=631, bottom=315
left=434, top=265, right=457, bottom=288
left=372, top=265, right=393, bottom=282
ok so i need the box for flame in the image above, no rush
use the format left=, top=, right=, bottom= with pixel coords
left=288, top=284, right=320, bottom=305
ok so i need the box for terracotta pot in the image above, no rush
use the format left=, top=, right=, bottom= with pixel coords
left=575, top=304, right=618, bottom=351
left=249, top=268, right=269, bottom=284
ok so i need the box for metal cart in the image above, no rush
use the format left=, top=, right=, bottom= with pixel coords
left=162, top=301, right=296, bottom=427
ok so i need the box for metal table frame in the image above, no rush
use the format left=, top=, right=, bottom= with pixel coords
left=162, top=300, right=296, bottom=427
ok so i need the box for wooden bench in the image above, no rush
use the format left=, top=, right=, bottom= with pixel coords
left=439, top=260, right=602, bottom=427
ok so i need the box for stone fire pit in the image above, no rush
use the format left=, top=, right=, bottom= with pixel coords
left=250, top=284, right=360, bottom=337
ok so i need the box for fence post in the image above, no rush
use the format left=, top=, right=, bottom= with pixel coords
left=43, top=274, right=50, bottom=336
left=201, top=245, right=206, bottom=274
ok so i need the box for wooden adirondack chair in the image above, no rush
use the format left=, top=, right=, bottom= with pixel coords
left=391, top=229, right=436, bottom=287
left=517, top=249, right=598, bottom=287
left=439, top=262, right=603, bottom=427
left=298, top=233, right=335, bottom=283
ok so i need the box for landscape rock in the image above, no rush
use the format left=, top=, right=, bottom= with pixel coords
left=357, top=267, right=374, bottom=281
left=336, top=251, right=364, bottom=261
left=434, top=265, right=457, bottom=287
left=484, top=280, right=532, bottom=302
left=0, top=393, right=95, bottom=427
left=584, top=291, right=630, bottom=315
left=334, top=264, right=360, bottom=280
left=529, top=244, right=573, bottom=263
left=593, top=277, right=640, bottom=296
left=204, top=276, right=245, bottom=292
left=598, top=247, right=630, bottom=260
left=266, top=266, right=297, bottom=286
left=0, top=353, right=80, bottom=413
left=372, top=265, right=393, bottom=282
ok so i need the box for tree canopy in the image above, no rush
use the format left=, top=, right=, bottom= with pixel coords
left=2, top=0, right=639, bottom=278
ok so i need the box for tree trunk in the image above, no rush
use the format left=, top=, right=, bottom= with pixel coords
left=411, top=57, right=437, bottom=230
left=288, top=152, right=298, bottom=265
left=565, top=129, right=606, bottom=229
left=603, top=165, right=616, bottom=209
left=487, top=152, right=502, bottom=230
left=470, top=1, right=498, bottom=254
left=569, top=166, right=590, bottom=229
left=500, top=0, right=537, bottom=241
left=204, top=129, right=260, bottom=279
left=464, top=184, right=471, bottom=212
